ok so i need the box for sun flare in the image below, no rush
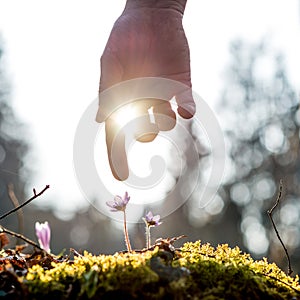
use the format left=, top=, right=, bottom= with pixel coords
left=111, top=104, right=138, bottom=128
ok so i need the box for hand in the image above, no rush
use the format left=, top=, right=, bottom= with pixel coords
left=96, top=5, right=195, bottom=181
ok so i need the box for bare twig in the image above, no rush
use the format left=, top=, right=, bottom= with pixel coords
left=267, top=179, right=293, bottom=276
left=0, top=185, right=50, bottom=221
left=0, top=225, right=44, bottom=251
left=7, top=184, right=24, bottom=244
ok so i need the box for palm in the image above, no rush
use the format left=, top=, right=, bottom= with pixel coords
left=100, top=9, right=191, bottom=90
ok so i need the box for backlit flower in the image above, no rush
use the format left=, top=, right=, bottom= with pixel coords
left=106, top=192, right=130, bottom=212
left=145, top=211, right=162, bottom=226
left=35, top=221, right=51, bottom=252
left=144, top=211, right=162, bottom=227
left=106, top=192, right=132, bottom=252
left=143, top=211, right=162, bottom=249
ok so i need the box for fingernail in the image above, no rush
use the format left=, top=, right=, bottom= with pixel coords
left=177, top=103, right=196, bottom=119
left=134, top=122, right=159, bottom=143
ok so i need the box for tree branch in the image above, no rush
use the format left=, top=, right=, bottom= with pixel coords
left=0, top=225, right=44, bottom=251
left=267, top=179, right=293, bottom=275
left=0, top=185, right=50, bottom=221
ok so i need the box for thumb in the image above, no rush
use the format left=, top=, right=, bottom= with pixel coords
left=105, top=118, right=129, bottom=181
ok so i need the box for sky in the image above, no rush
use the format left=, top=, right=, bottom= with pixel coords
left=0, top=0, right=299, bottom=220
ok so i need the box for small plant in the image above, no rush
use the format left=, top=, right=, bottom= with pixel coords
left=106, top=191, right=132, bottom=252
left=106, top=193, right=163, bottom=251
left=143, top=211, right=162, bottom=249
left=35, top=221, right=51, bottom=253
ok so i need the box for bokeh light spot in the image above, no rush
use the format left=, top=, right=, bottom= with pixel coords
left=230, top=182, right=251, bottom=206
left=244, top=222, right=269, bottom=255
left=253, top=176, right=275, bottom=201
left=70, top=225, right=90, bottom=246
left=204, top=195, right=224, bottom=215
left=261, top=124, right=285, bottom=153
left=280, top=203, right=299, bottom=226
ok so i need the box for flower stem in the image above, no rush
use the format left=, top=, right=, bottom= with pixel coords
left=123, top=211, right=132, bottom=252
left=146, top=225, right=151, bottom=249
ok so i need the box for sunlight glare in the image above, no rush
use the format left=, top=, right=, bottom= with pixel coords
left=111, top=104, right=137, bottom=128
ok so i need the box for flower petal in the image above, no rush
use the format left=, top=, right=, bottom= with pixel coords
left=106, top=201, right=116, bottom=209
left=35, top=221, right=51, bottom=252
left=145, top=211, right=153, bottom=222
left=152, top=215, right=160, bottom=222
left=107, top=192, right=130, bottom=212
left=123, top=192, right=130, bottom=204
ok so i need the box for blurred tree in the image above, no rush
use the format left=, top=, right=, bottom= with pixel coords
left=219, top=39, right=300, bottom=272
left=0, top=37, right=28, bottom=231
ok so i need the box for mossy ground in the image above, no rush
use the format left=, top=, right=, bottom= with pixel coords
left=3, top=241, right=300, bottom=299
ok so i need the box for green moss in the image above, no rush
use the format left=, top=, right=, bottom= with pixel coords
left=176, top=241, right=300, bottom=299
left=20, top=241, right=300, bottom=300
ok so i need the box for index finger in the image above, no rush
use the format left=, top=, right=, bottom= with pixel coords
left=105, top=118, right=129, bottom=181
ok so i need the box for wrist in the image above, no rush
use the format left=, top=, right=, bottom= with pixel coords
left=124, top=0, right=187, bottom=15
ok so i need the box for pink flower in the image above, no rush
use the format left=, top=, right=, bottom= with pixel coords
left=35, top=221, right=51, bottom=252
left=106, top=192, right=130, bottom=212
left=106, top=192, right=132, bottom=252
left=145, top=211, right=162, bottom=227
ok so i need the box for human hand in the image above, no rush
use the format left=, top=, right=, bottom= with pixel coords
left=96, top=3, right=195, bottom=181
